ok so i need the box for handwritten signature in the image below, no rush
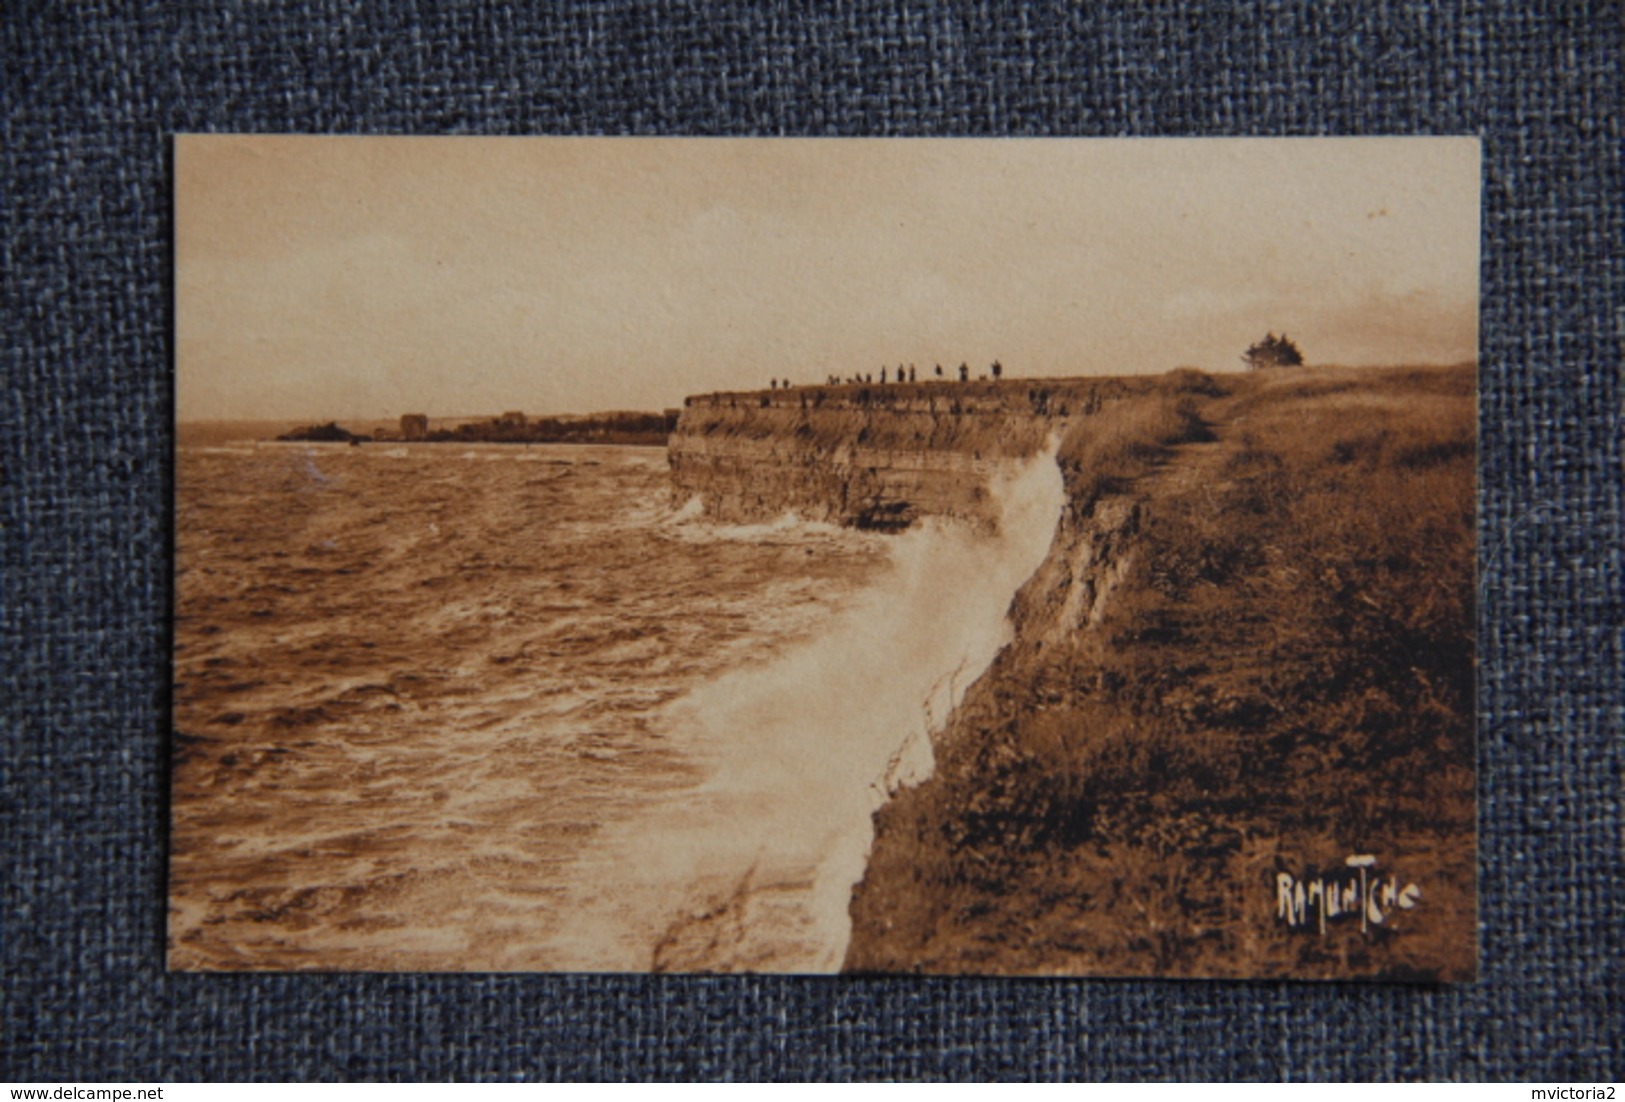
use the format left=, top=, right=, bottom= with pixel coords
left=1275, top=854, right=1420, bottom=935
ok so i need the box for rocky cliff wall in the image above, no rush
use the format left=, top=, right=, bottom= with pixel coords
left=667, top=379, right=1138, bottom=530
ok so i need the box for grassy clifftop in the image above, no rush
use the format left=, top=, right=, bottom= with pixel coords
left=845, top=363, right=1477, bottom=980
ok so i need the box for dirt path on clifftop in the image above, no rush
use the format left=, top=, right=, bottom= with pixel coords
left=1140, top=437, right=1230, bottom=496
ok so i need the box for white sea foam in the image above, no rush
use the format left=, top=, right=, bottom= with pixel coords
left=659, top=498, right=861, bottom=547
left=542, top=443, right=1064, bottom=972
left=664, top=511, right=854, bottom=546
left=665, top=496, right=706, bottom=524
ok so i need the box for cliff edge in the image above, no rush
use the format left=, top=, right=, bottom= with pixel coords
left=845, top=363, right=1477, bottom=980
left=669, top=364, right=1477, bottom=981
left=669, top=379, right=1141, bottom=530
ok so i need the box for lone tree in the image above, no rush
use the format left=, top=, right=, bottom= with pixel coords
left=991, top=360, right=1003, bottom=379
left=958, top=362, right=969, bottom=382
left=1242, top=332, right=1305, bottom=370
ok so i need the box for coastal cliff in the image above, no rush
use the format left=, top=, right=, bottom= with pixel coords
left=668, top=380, right=1136, bottom=530
left=670, top=365, right=1478, bottom=981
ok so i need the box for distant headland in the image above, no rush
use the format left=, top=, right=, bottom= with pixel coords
left=275, top=409, right=680, bottom=447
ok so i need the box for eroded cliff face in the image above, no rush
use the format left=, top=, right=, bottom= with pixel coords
left=667, top=380, right=1131, bottom=530
left=668, top=366, right=1476, bottom=981
left=669, top=432, right=991, bottom=531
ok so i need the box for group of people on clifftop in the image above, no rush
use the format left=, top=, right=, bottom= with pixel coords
left=767, top=360, right=1005, bottom=390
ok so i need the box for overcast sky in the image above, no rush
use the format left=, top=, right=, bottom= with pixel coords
left=175, top=136, right=1479, bottom=421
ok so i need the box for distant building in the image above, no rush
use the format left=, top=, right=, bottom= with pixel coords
left=400, top=413, right=429, bottom=441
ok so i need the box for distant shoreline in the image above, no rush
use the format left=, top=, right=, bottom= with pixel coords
left=177, top=415, right=675, bottom=450
left=177, top=428, right=670, bottom=450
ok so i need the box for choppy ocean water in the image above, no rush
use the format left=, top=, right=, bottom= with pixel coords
left=170, top=440, right=1061, bottom=972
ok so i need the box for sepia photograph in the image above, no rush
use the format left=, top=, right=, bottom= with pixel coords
left=171, top=135, right=1479, bottom=979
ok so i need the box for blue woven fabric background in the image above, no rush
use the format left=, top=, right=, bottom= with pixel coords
left=3, top=0, right=1620, bottom=1082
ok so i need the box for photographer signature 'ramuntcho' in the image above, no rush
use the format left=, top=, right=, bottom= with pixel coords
left=1276, top=855, right=1421, bottom=935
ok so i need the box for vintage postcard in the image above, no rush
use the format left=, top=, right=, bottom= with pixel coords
left=171, top=136, right=1479, bottom=978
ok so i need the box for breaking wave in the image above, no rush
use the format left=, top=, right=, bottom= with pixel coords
left=542, top=444, right=1064, bottom=972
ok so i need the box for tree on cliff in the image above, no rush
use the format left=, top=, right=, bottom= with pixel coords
left=991, top=360, right=1003, bottom=380
left=1242, top=332, right=1305, bottom=370
left=935, top=364, right=944, bottom=378
left=958, top=363, right=969, bottom=382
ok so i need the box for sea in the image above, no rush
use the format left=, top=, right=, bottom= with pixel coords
left=169, top=437, right=1062, bottom=972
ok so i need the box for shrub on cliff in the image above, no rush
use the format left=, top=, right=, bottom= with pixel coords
left=1242, top=332, right=1305, bottom=369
